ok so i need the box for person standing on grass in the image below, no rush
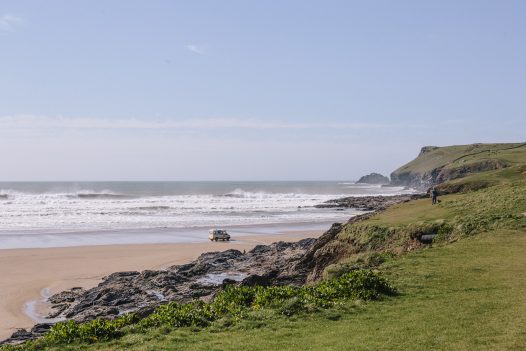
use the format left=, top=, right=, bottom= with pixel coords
left=431, top=187, right=438, bottom=205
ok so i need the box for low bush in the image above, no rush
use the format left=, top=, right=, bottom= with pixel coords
left=138, top=300, right=215, bottom=329
left=44, top=314, right=137, bottom=344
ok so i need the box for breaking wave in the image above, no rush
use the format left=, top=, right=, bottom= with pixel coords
left=73, top=192, right=131, bottom=199
left=0, top=182, right=416, bottom=238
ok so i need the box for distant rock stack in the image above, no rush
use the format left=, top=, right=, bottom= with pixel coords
left=357, top=173, right=390, bottom=185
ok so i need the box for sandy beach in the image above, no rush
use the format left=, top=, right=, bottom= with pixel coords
left=0, top=230, right=323, bottom=340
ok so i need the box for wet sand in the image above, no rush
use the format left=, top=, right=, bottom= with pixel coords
left=0, top=230, right=323, bottom=340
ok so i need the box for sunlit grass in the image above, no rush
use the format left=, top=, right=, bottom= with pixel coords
left=26, top=229, right=526, bottom=351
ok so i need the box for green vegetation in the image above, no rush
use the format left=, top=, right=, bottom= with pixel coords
left=392, top=142, right=526, bottom=176
left=437, top=164, right=526, bottom=193
left=324, top=166, right=526, bottom=276
left=0, top=271, right=394, bottom=351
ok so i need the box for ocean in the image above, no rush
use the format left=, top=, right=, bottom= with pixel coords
left=0, top=181, right=414, bottom=249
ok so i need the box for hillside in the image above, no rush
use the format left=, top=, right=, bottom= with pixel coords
left=390, top=142, right=526, bottom=189
left=307, top=164, right=526, bottom=282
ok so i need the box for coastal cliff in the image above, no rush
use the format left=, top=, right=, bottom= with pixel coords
left=390, top=142, right=526, bottom=190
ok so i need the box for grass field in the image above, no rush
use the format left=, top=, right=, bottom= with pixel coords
left=27, top=229, right=526, bottom=351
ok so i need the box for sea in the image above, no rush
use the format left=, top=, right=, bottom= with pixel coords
left=0, top=181, right=415, bottom=249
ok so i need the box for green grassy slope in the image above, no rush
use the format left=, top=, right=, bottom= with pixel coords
left=390, top=142, right=526, bottom=187
left=393, top=142, right=526, bottom=175
left=24, top=229, right=526, bottom=351
left=320, top=166, right=526, bottom=276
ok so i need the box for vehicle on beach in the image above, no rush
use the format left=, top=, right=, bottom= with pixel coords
left=208, top=229, right=231, bottom=241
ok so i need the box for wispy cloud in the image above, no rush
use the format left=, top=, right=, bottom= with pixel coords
left=0, top=14, right=23, bottom=32
left=0, top=115, right=394, bottom=131
left=185, top=44, right=206, bottom=55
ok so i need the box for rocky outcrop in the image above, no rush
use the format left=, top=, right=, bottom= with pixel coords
left=52, top=241, right=312, bottom=320
left=315, top=194, right=424, bottom=211
left=0, top=324, right=52, bottom=346
left=390, top=169, right=436, bottom=190
left=356, top=173, right=390, bottom=185
left=435, top=159, right=509, bottom=183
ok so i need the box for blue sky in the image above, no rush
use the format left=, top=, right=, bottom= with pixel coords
left=1, top=0, right=525, bottom=180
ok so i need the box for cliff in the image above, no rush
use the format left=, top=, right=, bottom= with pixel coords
left=390, top=142, right=526, bottom=190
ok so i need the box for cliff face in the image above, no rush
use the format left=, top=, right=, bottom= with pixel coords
left=390, top=143, right=525, bottom=190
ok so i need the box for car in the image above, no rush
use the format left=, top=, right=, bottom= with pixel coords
left=208, top=229, right=231, bottom=241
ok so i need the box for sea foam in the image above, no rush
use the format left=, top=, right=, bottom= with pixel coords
left=0, top=181, right=416, bottom=249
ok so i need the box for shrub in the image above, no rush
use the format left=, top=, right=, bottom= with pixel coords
left=43, top=314, right=137, bottom=345
left=312, top=269, right=396, bottom=302
left=252, top=286, right=298, bottom=310
left=139, top=301, right=215, bottom=329
left=211, top=285, right=258, bottom=316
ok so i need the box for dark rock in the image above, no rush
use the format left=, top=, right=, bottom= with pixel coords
left=249, top=244, right=272, bottom=254
left=103, top=271, right=140, bottom=280
left=315, top=194, right=425, bottom=211
left=1, top=329, right=34, bottom=346
left=134, top=304, right=160, bottom=319
left=357, top=173, right=390, bottom=185
left=221, top=278, right=238, bottom=287
left=49, top=287, right=85, bottom=304
left=47, top=303, right=69, bottom=318
left=70, top=306, right=120, bottom=322
left=9, top=329, right=32, bottom=340
left=1, top=323, right=55, bottom=345
left=241, top=274, right=272, bottom=287
left=30, top=323, right=53, bottom=335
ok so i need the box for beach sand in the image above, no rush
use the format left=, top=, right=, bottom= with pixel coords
left=0, top=230, right=323, bottom=340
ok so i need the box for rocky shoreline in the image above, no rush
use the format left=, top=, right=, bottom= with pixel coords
left=1, top=193, right=424, bottom=346
left=315, top=194, right=425, bottom=211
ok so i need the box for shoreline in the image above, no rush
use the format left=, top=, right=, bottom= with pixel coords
left=0, top=229, right=325, bottom=340
left=0, top=220, right=350, bottom=250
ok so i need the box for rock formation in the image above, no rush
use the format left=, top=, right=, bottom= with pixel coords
left=356, top=173, right=390, bottom=185
left=315, top=194, right=424, bottom=211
